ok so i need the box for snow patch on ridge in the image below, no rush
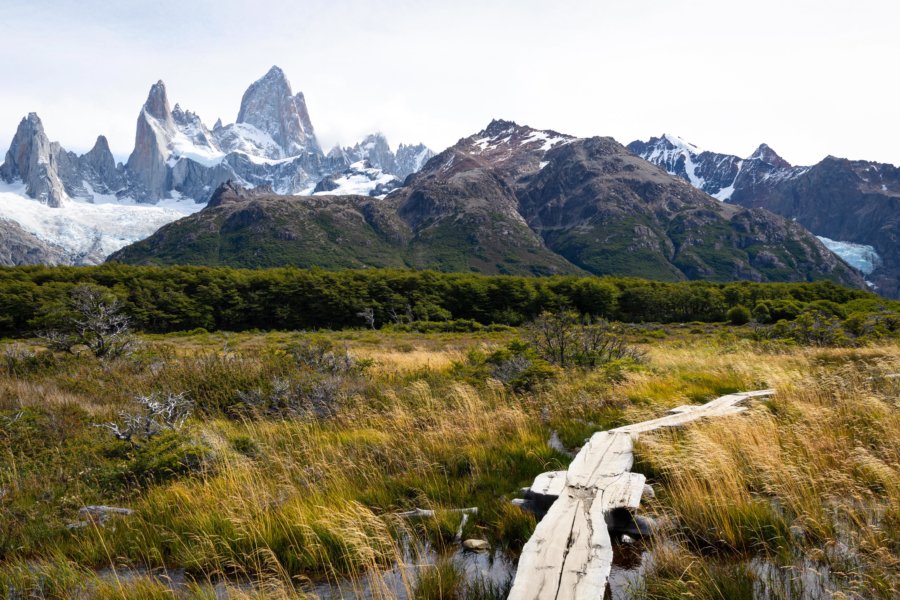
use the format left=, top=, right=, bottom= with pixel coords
left=312, top=161, right=400, bottom=198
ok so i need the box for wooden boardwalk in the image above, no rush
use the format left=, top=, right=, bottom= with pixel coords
left=508, top=389, right=774, bottom=600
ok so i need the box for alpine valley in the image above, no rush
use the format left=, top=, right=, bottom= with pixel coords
left=0, top=66, right=893, bottom=296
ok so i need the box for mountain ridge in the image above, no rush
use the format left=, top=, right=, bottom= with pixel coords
left=109, top=120, right=866, bottom=291
left=629, top=134, right=900, bottom=296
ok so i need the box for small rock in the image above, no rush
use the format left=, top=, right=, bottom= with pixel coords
left=620, top=534, right=636, bottom=544
left=462, top=539, right=490, bottom=552
left=789, top=525, right=805, bottom=540
left=72, top=505, right=134, bottom=527
left=642, top=484, right=655, bottom=499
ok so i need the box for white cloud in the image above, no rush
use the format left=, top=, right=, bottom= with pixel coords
left=0, top=0, right=898, bottom=166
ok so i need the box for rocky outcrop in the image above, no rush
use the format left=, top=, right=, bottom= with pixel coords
left=0, top=113, right=68, bottom=207
left=0, top=219, right=68, bottom=265
left=125, top=81, right=176, bottom=201
left=323, top=134, right=435, bottom=181
left=396, top=143, right=435, bottom=179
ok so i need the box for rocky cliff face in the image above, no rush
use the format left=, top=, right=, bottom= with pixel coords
left=630, top=134, right=900, bottom=296
left=324, top=133, right=436, bottom=181
left=125, top=81, right=179, bottom=200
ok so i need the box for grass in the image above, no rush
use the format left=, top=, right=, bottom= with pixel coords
left=631, top=346, right=900, bottom=599
left=0, top=327, right=897, bottom=598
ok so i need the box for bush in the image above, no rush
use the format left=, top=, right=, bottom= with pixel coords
left=525, top=311, right=645, bottom=368
left=727, top=305, right=751, bottom=325
left=773, top=310, right=851, bottom=346
left=457, top=341, right=558, bottom=392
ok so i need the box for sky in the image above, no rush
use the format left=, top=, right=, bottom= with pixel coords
left=1, top=0, right=898, bottom=166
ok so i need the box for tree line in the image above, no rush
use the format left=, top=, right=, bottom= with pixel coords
left=0, top=264, right=893, bottom=337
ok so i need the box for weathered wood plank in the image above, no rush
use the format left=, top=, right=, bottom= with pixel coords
left=508, top=490, right=583, bottom=600
left=566, top=431, right=633, bottom=489
left=557, top=490, right=612, bottom=600
left=509, top=389, right=774, bottom=599
left=530, top=470, right=568, bottom=498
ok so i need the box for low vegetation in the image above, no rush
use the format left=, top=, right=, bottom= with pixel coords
left=0, top=273, right=897, bottom=598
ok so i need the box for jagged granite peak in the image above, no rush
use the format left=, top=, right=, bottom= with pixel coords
left=144, top=80, right=172, bottom=122
left=125, top=80, right=230, bottom=202
left=324, top=134, right=435, bottom=180
left=0, top=112, right=68, bottom=207
left=126, top=81, right=176, bottom=200
left=749, top=143, right=791, bottom=168
left=64, top=134, right=125, bottom=197
left=83, top=136, right=118, bottom=177
left=395, top=143, right=435, bottom=179
left=347, top=133, right=397, bottom=174
left=236, top=65, right=322, bottom=157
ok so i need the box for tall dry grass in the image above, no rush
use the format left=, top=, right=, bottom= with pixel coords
left=631, top=344, right=899, bottom=599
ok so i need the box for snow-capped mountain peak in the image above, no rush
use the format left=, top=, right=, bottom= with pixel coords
left=234, top=65, right=321, bottom=158
left=660, top=133, right=703, bottom=154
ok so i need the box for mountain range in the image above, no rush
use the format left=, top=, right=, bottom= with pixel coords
left=108, top=120, right=864, bottom=291
left=1, top=68, right=895, bottom=296
left=0, top=66, right=433, bottom=264
left=629, top=135, right=899, bottom=297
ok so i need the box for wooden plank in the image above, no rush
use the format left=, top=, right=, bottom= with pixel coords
left=566, top=431, right=633, bottom=489
left=509, top=389, right=774, bottom=599
left=556, top=491, right=612, bottom=600
left=530, top=470, right=568, bottom=498
left=508, top=490, right=583, bottom=600
left=602, top=472, right=646, bottom=510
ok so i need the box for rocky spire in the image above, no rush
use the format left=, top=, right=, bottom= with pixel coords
left=144, top=80, right=172, bottom=122
left=0, top=113, right=68, bottom=207
left=80, top=135, right=123, bottom=192
left=236, top=66, right=322, bottom=157
left=126, top=80, right=175, bottom=201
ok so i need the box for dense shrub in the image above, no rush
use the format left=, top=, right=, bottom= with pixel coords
left=727, top=305, right=751, bottom=325
left=525, top=311, right=646, bottom=368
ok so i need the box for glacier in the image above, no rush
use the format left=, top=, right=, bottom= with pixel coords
left=817, top=236, right=882, bottom=275
left=0, top=182, right=204, bottom=264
